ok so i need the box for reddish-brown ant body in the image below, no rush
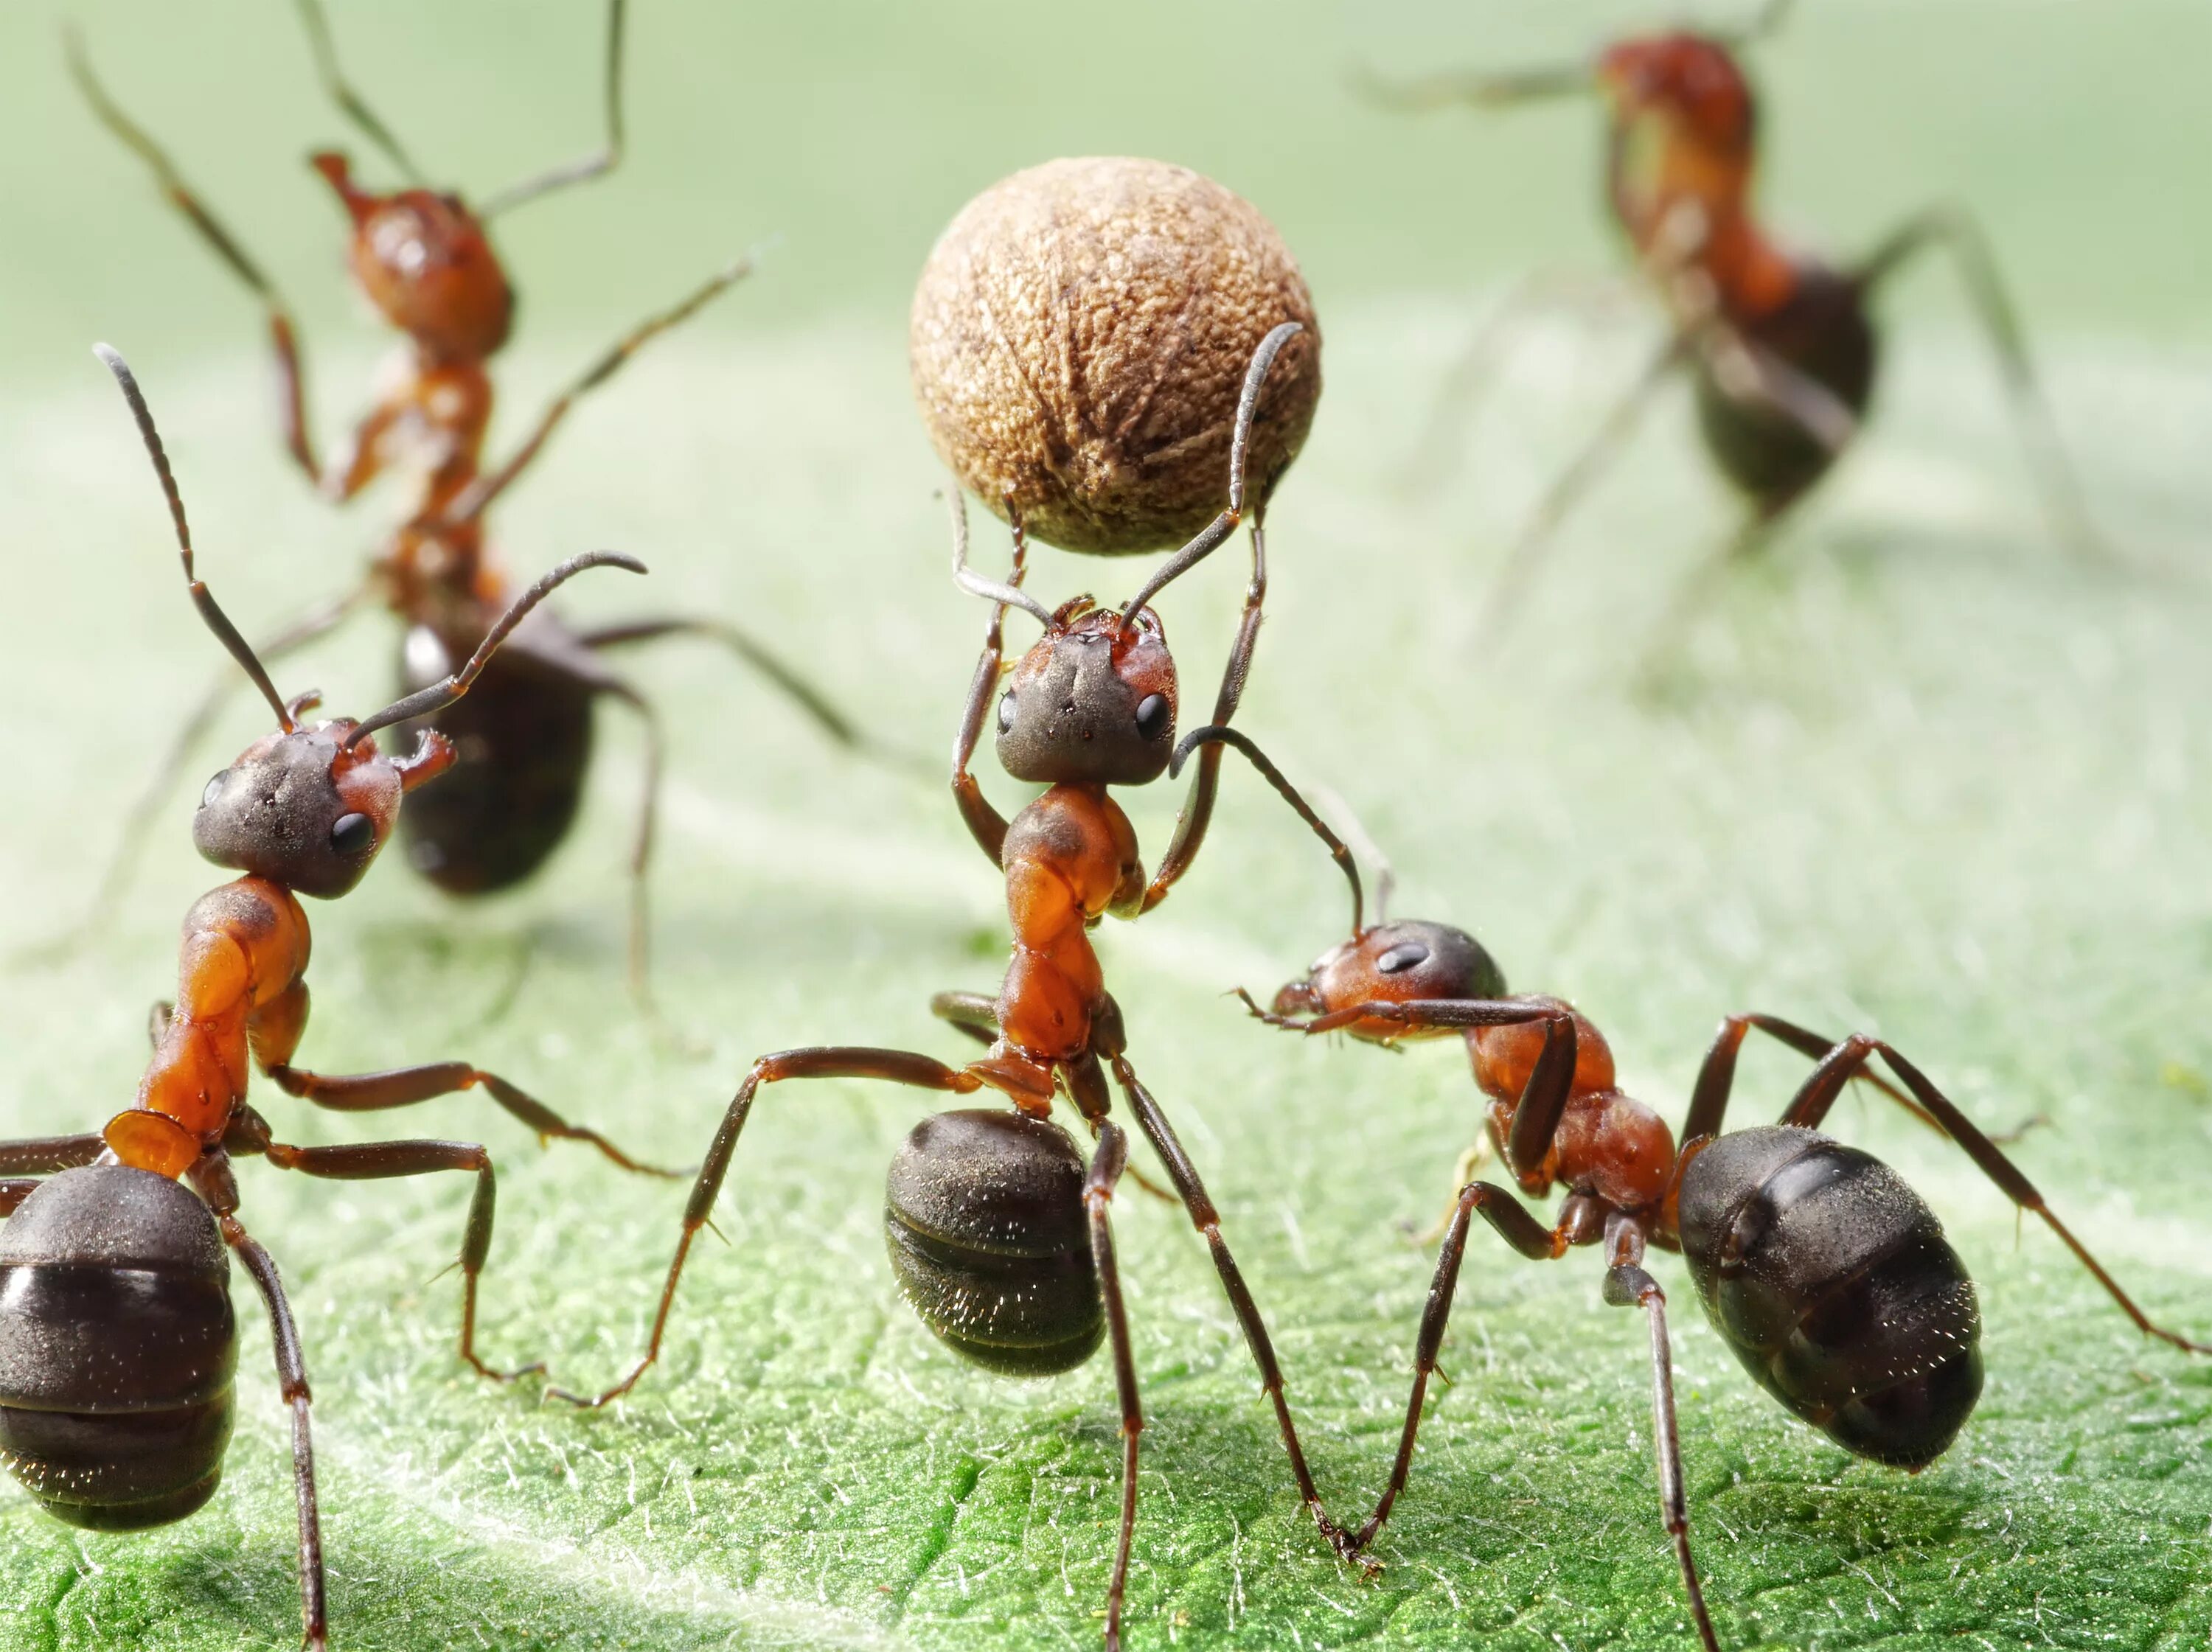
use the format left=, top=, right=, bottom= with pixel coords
left=1248, top=879, right=2210, bottom=1651
left=543, top=325, right=1373, bottom=1649
left=1359, top=0, right=2104, bottom=632
left=0, top=349, right=674, bottom=1648
left=66, top=0, right=869, bottom=1001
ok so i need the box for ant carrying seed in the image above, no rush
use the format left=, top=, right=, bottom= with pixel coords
left=61, top=0, right=883, bottom=1007
left=0, top=348, right=677, bottom=1648
left=1356, top=0, right=2108, bottom=640
left=546, top=324, right=1374, bottom=1651
left=1246, top=834, right=2208, bottom=1651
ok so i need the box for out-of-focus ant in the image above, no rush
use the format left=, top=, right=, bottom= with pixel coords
left=0, top=348, right=674, bottom=1648
left=1357, top=0, right=2107, bottom=637
left=1245, top=849, right=2208, bottom=1651
left=63, top=0, right=873, bottom=1006
left=542, top=324, right=1374, bottom=1649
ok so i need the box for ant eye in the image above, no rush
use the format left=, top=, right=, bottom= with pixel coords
left=998, top=690, right=1018, bottom=733
left=1134, top=694, right=1169, bottom=741
left=200, top=772, right=227, bottom=809
left=330, top=813, right=376, bottom=857
left=1377, top=942, right=1430, bottom=975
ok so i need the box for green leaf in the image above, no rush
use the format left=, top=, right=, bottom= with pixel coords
left=3, top=2, right=2211, bottom=1648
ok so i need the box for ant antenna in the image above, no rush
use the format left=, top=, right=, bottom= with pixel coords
left=1171, top=725, right=1363, bottom=936
left=947, top=487, right=1057, bottom=627
left=1312, top=784, right=1395, bottom=926
left=1124, top=321, right=1304, bottom=618
left=95, top=344, right=297, bottom=733
left=1718, top=0, right=1798, bottom=50
left=347, top=551, right=647, bottom=746
left=480, top=0, right=628, bottom=218
left=291, top=0, right=426, bottom=187
left=1347, top=56, right=1590, bottom=112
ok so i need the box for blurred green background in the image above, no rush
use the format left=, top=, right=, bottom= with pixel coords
left=1, top=1, right=2210, bottom=1648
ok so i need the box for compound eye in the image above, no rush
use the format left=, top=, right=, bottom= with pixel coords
left=1134, top=694, right=1169, bottom=742
left=997, top=689, right=1018, bottom=733
left=330, top=812, right=376, bottom=857
left=1376, top=941, right=1430, bottom=975
left=200, top=771, right=228, bottom=809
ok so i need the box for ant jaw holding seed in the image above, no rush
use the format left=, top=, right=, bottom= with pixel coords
left=311, top=150, right=515, bottom=363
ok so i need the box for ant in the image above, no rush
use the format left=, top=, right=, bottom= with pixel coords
left=541, top=324, right=1376, bottom=1649
left=0, top=347, right=677, bottom=1649
left=1357, top=0, right=2107, bottom=638
left=63, top=0, right=874, bottom=1007
left=1245, top=854, right=2211, bottom=1651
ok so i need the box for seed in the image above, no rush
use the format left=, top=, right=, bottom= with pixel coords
left=911, top=156, right=1321, bottom=556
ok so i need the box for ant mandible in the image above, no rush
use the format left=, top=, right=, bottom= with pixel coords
left=1357, top=0, right=2107, bottom=635
left=543, top=324, right=1374, bottom=1649
left=0, top=347, right=675, bottom=1649
left=64, top=0, right=874, bottom=1006
left=1246, top=860, right=2210, bottom=1651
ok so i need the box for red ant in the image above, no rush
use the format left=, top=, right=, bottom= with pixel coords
left=1357, top=0, right=2107, bottom=637
left=1244, top=854, right=2210, bottom=1651
left=0, top=348, right=675, bottom=1649
left=63, top=0, right=873, bottom=1006
left=540, top=324, right=1376, bottom=1649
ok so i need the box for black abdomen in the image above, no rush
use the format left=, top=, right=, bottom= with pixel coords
left=1678, top=1126, right=1980, bottom=1468
left=885, top=1110, right=1104, bottom=1377
left=394, top=622, right=596, bottom=894
left=1694, top=263, right=1879, bottom=512
left=0, top=1166, right=237, bottom=1530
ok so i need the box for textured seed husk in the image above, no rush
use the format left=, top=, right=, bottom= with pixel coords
left=911, top=156, right=1322, bottom=555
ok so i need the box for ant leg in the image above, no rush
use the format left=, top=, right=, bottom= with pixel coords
left=1140, top=517, right=1265, bottom=911
left=67, top=32, right=324, bottom=485
left=1783, top=1034, right=2212, bottom=1355
left=217, top=1213, right=328, bottom=1651
left=479, top=0, right=627, bottom=218
left=261, top=1137, right=538, bottom=1381
left=1679, top=1012, right=1935, bottom=1146
left=1474, top=329, right=1693, bottom=644
left=0, top=1135, right=107, bottom=1175
left=1603, top=1228, right=1724, bottom=1652
left=1854, top=206, right=2105, bottom=562
left=930, top=990, right=1001, bottom=1047
left=1354, top=1180, right=1559, bottom=1550
left=0, top=1182, right=42, bottom=1216
left=445, top=255, right=756, bottom=527
left=588, top=678, right=664, bottom=1015
left=1413, top=1139, right=1489, bottom=1247
left=1086, top=1121, right=1143, bottom=1652
left=947, top=495, right=1027, bottom=865
left=1105, top=1052, right=1362, bottom=1564
left=549, top=1047, right=984, bottom=1407
left=1396, top=270, right=1640, bottom=498
left=263, top=1059, right=678, bottom=1179
left=574, top=616, right=877, bottom=756
left=9, top=588, right=366, bottom=966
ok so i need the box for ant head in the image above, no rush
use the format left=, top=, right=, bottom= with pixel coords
left=995, top=602, right=1178, bottom=787
left=96, top=345, right=644, bottom=900
left=313, top=153, right=515, bottom=363
left=193, top=713, right=445, bottom=900
left=1596, top=34, right=1756, bottom=158
left=1274, top=920, right=1506, bottom=1028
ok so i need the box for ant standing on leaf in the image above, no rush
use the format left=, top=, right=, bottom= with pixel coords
left=63, top=0, right=879, bottom=1008
left=543, top=324, right=1378, bottom=1651
left=0, top=348, right=676, bottom=1650
left=1357, top=0, right=2108, bottom=641
left=1245, top=833, right=2210, bottom=1652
